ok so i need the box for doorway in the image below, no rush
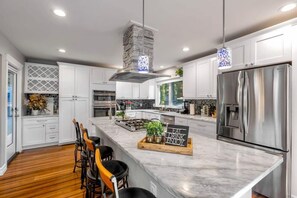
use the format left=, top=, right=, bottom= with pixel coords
left=6, top=67, right=18, bottom=161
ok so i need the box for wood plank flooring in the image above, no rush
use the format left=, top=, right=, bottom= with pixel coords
left=0, top=144, right=266, bottom=198
left=0, top=145, right=85, bottom=198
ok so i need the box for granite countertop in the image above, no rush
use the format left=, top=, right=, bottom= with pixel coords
left=22, top=114, right=59, bottom=119
left=89, top=117, right=283, bottom=198
left=126, top=109, right=217, bottom=123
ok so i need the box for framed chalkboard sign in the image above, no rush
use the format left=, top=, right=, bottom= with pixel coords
left=164, top=124, right=189, bottom=147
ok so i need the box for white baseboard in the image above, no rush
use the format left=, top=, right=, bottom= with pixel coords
left=0, top=163, right=7, bottom=176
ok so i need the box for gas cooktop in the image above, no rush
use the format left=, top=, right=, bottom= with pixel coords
left=115, top=119, right=150, bottom=132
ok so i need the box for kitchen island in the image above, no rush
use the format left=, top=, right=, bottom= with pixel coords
left=89, top=117, right=283, bottom=198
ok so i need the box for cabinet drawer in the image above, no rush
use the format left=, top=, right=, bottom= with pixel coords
left=188, top=120, right=216, bottom=139
left=175, top=117, right=188, bottom=126
left=46, top=124, right=59, bottom=133
left=23, top=117, right=58, bottom=126
left=46, top=133, right=59, bottom=143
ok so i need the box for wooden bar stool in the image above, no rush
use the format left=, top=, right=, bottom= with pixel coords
left=82, top=127, right=129, bottom=198
left=95, top=148, right=156, bottom=198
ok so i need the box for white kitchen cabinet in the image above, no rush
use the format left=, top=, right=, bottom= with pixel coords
left=132, top=83, right=140, bottom=99
left=188, top=119, right=216, bottom=139
left=183, top=62, right=197, bottom=98
left=116, top=82, right=132, bottom=99
left=227, top=40, right=251, bottom=69
left=59, top=98, right=89, bottom=144
left=139, top=79, right=156, bottom=99
left=91, top=67, right=116, bottom=85
left=251, top=27, right=292, bottom=66
left=24, top=63, right=59, bottom=94
left=210, top=58, right=218, bottom=98
left=59, top=63, right=90, bottom=98
left=196, top=60, right=212, bottom=98
left=22, top=117, right=59, bottom=148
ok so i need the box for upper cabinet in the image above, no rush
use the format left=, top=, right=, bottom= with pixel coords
left=225, top=26, right=292, bottom=72
left=24, top=63, right=59, bottom=94
left=58, top=63, right=90, bottom=98
left=183, top=62, right=197, bottom=98
left=183, top=57, right=217, bottom=99
left=116, top=79, right=156, bottom=100
left=91, top=67, right=117, bottom=85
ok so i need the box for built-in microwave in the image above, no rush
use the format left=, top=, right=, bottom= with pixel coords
left=93, top=90, right=116, bottom=117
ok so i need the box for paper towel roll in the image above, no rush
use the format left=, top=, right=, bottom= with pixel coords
left=190, top=104, right=195, bottom=115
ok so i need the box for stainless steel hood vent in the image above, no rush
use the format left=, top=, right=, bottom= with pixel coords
left=109, top=70, right=170, bottom=83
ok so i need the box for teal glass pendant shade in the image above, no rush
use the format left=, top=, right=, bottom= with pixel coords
left=138, top=55, right=149, bottom=73
left=217, top=47, right=232, bottom=70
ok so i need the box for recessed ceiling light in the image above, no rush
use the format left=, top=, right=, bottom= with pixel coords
left=183, top=47, right=190, bottom=52
left=280, top=3, right=297, bottom=12
left=58, top=49, right=66, bottom=53
left=53, top=9, right=66, bottom=17
left=160, top=65, right=164, bottom=68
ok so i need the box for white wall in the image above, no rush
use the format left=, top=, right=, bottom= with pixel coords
left=291, top=24, right=297, bottom=198
left=0, top=31, right=24, bottom=173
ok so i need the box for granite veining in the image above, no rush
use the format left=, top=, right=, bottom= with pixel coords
left=89, top=117, right=283, bottom=198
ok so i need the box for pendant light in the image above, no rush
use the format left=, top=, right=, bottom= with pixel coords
left=138, top=0, right=150, bottom=73
left=217, top=0, right=232, bottom=69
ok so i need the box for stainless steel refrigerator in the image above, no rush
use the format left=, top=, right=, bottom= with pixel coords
left=217, top=64, right=292, bottom=198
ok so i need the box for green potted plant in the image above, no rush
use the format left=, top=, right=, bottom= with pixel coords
left=116, top=111, right=125, bottom=120
left=144, top=121, right=164, bottom=143
left=175, top=68, right=183, bottom=77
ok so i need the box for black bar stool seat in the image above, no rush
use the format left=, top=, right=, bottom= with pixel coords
left=118, top=187, right=156, bottom=198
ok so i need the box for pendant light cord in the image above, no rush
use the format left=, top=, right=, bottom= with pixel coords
left=142, top=0, right=145, bottom=55
left=223, top=0, right=226, bottom=47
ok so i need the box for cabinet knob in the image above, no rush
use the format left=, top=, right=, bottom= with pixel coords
left=251, top=63, right=254, bottom=66
left=245, top=64, right=248, bottom=67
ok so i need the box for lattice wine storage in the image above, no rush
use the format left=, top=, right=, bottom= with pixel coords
left=24, top=63, right=59, bottom=94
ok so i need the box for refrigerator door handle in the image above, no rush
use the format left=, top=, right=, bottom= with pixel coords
left=238, top=71, right=244, bottom=133
left=243, top=72, right=250, bottom=136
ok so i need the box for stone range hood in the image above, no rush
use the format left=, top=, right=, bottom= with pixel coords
left=109, top=24, right=170, bottom=83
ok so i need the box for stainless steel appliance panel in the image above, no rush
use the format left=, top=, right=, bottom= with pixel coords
left=244, top=65, right=288, bottom=151
left=217, top=71, right=244, bottom=141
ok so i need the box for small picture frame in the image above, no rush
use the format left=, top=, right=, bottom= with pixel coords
left=164, top=124, right=189, bottom=147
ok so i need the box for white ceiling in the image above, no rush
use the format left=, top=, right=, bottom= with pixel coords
left=0, top=0, right=296, bottom=70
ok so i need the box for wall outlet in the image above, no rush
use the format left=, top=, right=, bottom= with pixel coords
left=150, top=181, right=157, bottom=197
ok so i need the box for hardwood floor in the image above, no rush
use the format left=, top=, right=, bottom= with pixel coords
left=0, top=144, right=266, bottom=198
left=0, top=145, right=85, bottom=198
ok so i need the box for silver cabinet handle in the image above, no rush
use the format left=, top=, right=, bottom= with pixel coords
left=245, top=64, right=248, bottom=67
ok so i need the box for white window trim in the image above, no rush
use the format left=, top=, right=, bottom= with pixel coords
left=155, top=77, right=183, bottom=109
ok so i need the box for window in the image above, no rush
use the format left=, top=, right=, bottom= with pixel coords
left=157, top=79, right=183, bottom=108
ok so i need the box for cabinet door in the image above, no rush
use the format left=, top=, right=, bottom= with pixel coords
left=75, top=67, right=90, bottom=98
left=183, top=62, right=196, bottom=98
left=23, top=124, right=46, bottom=146
left=116, top=82, right=132, bottom=99
left=104, top=68, right=116, bottom=85
left=91, top=67, right=105, bottom=84
left=59, top=66, right=75, bottom=97
left=251, top=27, right=292, bottom=66
left=228, top=40, right=251, bottom=69
left=75, top=98, right=90, bottom=129
left=196, top=60, right=211, bottom=98
left=132, top=83, right=140, bottom=99
left=59, top=98, right=75, bottom=143
left=210, top=58, right=218, bottom=98
left=139, top=81, right=149, bottom=99
left=175, top=117, right=188, bottom=126
left=148, top=79, right=155, bottom=99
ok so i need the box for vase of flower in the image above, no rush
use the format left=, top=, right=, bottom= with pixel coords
left=32, top=110, right=39, bottom=116
left=26, top=94, right=48, bottom=116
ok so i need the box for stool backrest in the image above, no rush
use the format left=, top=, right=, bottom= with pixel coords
left=81, top=125, right=98, bottom=179
left=95, top=148, right=119, bottom=198
left=72, top=118, right=82, bottom=143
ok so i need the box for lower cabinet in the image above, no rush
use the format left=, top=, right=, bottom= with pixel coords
left=22, top=117, right=59, bottom=149
left=175, top=117, right=216, bottom=139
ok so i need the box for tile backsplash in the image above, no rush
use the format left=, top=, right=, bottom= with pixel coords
left=185, top=99, right=217, bottom=116
left=116, top=99, right=155, bottom=110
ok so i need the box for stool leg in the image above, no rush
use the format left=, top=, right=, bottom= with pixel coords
left=73, top=144, right=78, bottom=173
left=81, top=156, right=87, bottom=189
